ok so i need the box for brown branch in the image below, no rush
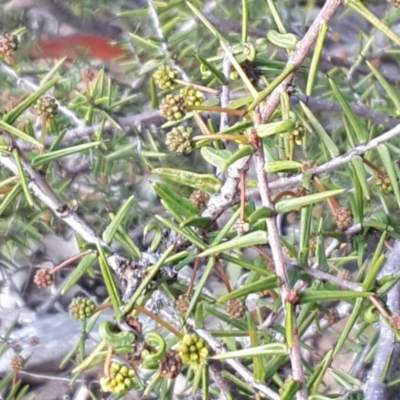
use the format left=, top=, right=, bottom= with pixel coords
left=254, top=2, right=343, bottom=399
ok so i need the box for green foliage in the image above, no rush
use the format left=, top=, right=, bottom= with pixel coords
left=2, top=0, right=400, bottom=399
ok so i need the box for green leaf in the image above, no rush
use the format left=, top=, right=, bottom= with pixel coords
left=221, top=145, right=254, bottom=171
left=124, top=245, right=174, bottom=313
left=299, top=102, right=339, bottom=157
left=285, top=302, right=294, bottom=348
left=217, top=275, right=279, bottom=302
left=96, top=240, right=122, bottom=321
left=248, top=65, right=295, bottom=112
left=265, top=160, right=302, bottom=173
left=0, top=182, right=22, bottom=216
left=220, top=119, right=253, bottom=135
left=306, top=22, right=328, bottom=97
left=275, top=189, right=345, bottom=214
left=115, top=228, right=142, bottom=259
left=4, top=77, right=59, bottom=125
left=211, top=207, right=241, bottom=246
left=345, top=0, right=400, bottom=47
left=33, top=142, right=101, bottom=166
left=200, top=147, right=232, bottom=169
left=180, top=215, right=211, bottom=229
left=333, top=298, right=363, bottom=357
left=281, top=379, right=300, bottom=400
left=0, top=121, right=43, bottom=149
left=247, top=206, right=273, bottom=223
left=378, top=144, right=400, bottom=208
left=211, top=343, right=287, bottom=360
left=299, top=289, right=372, bottom=303
left=156, top=214, right=206, bottom=250
left=185, top=257, right=216, bottom=318
left=152, top=168, right=222, bottom=193
left=241, top=0, right=249, bottom=43
left=99, top=321, right=135, bottom=347
left=103, top=196, right=135, bottom=243
left=365, top=59, right=400, bottom=113
left=12, top=149, right=34, bottom=207
left=257, top=120, right=295, bottom=137
left=186, top=1, right=223, bottom=40
left=328, top=77, right=367, bottom=143
left=199, top=230, right=268, bottom=257
left=352, top=156, right=370, bottom=200
left=61, top=253, right=97, bottom=295
left=153, top=182, right=198, bottom=219
left=195, top=53, right=228, bottom=85
left=247, top=312, right=265, bottom=383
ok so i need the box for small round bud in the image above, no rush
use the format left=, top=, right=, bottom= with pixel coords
left=165, top=126, right=193, bottom=155
left=153, top=65, right=178, bottom=90
left=0, top=33, right=18, bottom=60
left=175, top=294, right=190, bottom=317
left=160, top=94, right=186, bottom=121
left=294, top=186, right=309, bottom=197
left=333, top=206, right=353, bottom=231
left=33, top=268, right=54, bottom=288
left=11, top=354, right=24, bottom=371
left=178, top=333, right=208, bottom=369
left=301, top=161, right=317, bottom=173
left=69, top=296, right=96, bottom=321
left=287, top=289, right=299, bottom=304
left=100, top=362, right=136, bottom=394
left=179, top=86, right=205, bottom=107
left=189, top=190, right=209, bottom=209
left=364, top=306, right=379, bottom=324
left=225, top=299, right=247, bottom=319
left=34, top=96, right=58, bottom=120
left=336, top=268, right=351, bottom=281
left=390, top=312, right=400, bottom=330
left=81, top=68, right=97, bottom=83
left=290, top=121, right=305, bottom=145
left=390, top=0, right=400, bottom=8
left=324, top=308, right=340, bottom=325
left=159, top=349, right=182, bottom=379
left=376, top=175, right=392, bottom=193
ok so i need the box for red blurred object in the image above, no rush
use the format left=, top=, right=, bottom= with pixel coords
left=29, top=34, right=131, bottom=62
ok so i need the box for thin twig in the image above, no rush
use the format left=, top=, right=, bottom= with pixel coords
left=291, top=95, right=399, bottom=130
left=0, top=62, right=84, bottom=127
left=17, top=110, right=164, bottom=151
left=220, top=51, right=232, bottom=132
left=302, top=267, right=363, bottom=292
left=195, top=328, right=280, bottom=400
left=363, top=240, right=400, bottom=399
left=269, top=122, right=400, bottom=191
left=254, top=2, right=343, bottom=398
left=147, top=0, right=190, bottom=82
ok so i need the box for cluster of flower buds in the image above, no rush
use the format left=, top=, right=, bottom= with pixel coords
left=189, top=190, right=210, bottom=209
left=100, top=362, right=136, bottom=394
left=332, top=206, right=352, bottom=231
left=158, top=349, right=183, bottom=379
left=175, top=294, right=190, bottom=317
left=154, top=65, right=178, bottom=90
left=34, top=96, right=58, bottom=120
left=0, top=33, right=18, bottom=60
left=160, top=94, right=186, bottom=121
left=178, top=333, right=208, bottom=369
left=225, top=298, right=247, bottom=319
left=376, top=175, right=392, bottom=193
left=179, top=86, right=205, bottom=107
left=33, top=268, right=54, bottom=288
left=69, top=296, right=96, bottom=321
left=165, top=126, right=193, bottom=155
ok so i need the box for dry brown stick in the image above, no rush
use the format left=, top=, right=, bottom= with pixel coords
left=253, top=1, right=343, bottom=399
